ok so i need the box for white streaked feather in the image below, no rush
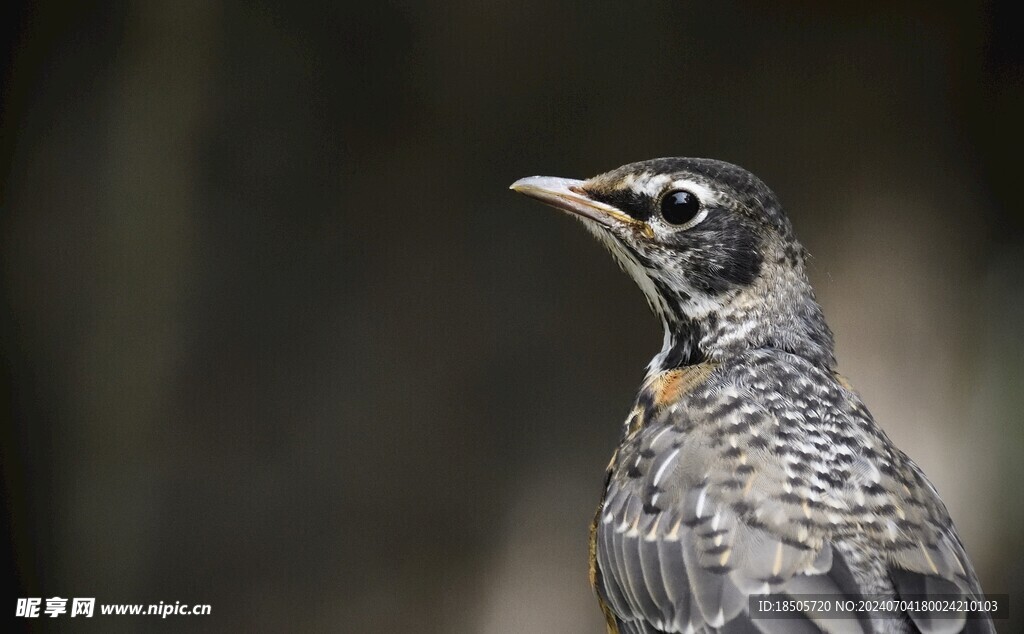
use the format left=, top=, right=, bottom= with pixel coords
left=652, top=448, right=680, bottom=486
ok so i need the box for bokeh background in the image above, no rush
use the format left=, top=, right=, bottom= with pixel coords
left=2, top=1, right=1022, bottom=632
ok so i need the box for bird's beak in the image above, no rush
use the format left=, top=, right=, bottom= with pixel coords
left=510, top=176, right=646, bottom=232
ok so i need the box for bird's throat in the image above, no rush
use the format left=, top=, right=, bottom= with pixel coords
left=647, top=316, right=706, bottom=376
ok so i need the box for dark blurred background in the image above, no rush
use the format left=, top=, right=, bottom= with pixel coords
left=2, top=1, right=1022, bottom=632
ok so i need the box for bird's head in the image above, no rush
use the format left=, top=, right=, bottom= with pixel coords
left=511, top=158, right=835, bottom=372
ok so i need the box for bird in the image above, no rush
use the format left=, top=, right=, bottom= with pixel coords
left=510, top=158, right=993, bottom=634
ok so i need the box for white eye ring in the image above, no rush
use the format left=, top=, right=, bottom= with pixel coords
left=677, top=206, right=708, bottom=230
left=659, top=189, right=708, bottom=230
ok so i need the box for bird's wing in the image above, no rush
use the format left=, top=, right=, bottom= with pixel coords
left=875, top=454, right=994, bottom=634
left=597, top=416, right=870, bottom=634
left=595, top=359, right=991, bottom=634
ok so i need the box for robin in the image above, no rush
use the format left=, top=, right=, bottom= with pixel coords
left=511, top=158, right=993, bottom=634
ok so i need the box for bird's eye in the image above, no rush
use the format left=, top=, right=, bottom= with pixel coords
left=659, top=190, right=703, bottom=227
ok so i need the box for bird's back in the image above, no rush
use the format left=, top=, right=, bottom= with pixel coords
left=592, top=349, right=990, bottom=634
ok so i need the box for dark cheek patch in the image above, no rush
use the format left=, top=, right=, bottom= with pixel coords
left=675, top=211, right=763, bottom=295
left=718, top=228, right=762, bottom=287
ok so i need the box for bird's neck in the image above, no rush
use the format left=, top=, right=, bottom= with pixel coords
left=647, top=263, right=836, bottom=376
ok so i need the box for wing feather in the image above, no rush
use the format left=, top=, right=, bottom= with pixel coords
left=594, top=352, right=991, bottom=633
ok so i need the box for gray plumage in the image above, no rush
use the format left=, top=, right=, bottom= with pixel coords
left=511, top=158, right=993, bottom=634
